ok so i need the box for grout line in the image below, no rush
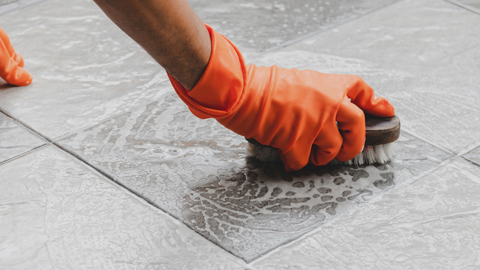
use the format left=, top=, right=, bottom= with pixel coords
left=246, top=226, right=319, bottom=266
left=0, top=143, right=49, bottom=166
left=400, top=128, right=456, bottom=156
left=249, top=0, right=474, bottom=261
left=0, top=109, right=53, bottom=143
left=460, top=142, right=480, bottom=167
left=53, top=142, right=174, bottom=215
left=0, top=109, right=189, bottom=242
left=51, top=142, right=249, bottom=263
left=1, top=91, right=250, bottom=264
left=444, top=0, right=480, bottom=15
left=248, top=5, right=478, bottom=264
left=0, top=107, right=248, bottom=263
left=248, top=129, right=459, bottom=265
left=253, top=0, right=405, bottom=59
left=51, top=80, right=172, bottom=143
left=0, top=79, right=172, bottom=144
left=247, top=155, right=455, bottom=267
left=0, top=109, right=52, bottom=166
left=51, top=110, right=131, bottom=143
left=457, top=142, right=480, bottom=157
left=461, top=156, right=480, bottom=168
left=380, top=155, right=456, bottom=189
left=402, top=128, right=480, bottom=158
left=0, top=98, right=246, bottom=261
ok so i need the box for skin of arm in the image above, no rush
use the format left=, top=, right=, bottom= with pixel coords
left=93, top=0, right=211, bottom=91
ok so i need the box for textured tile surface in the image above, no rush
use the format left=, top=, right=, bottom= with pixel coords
left=0, top=0, right=168, bottom=140
left=278, top=0, right=480, bottom=154
left=190, top=0, right=398, bottom=53
left=0, top=146, right=245, bottom=270
left=0, top=0, right=43, bottom=15
left=253, top=158, right=480, bottom=269
left=447, top=0, right=480, bottom=14
left=58, top=85, right=451, bottom=261
left=463, top=146, right=480, bottom=166
left=2, top=0, right=478, bottom=268
left=0, top=112, right=45, bottom=164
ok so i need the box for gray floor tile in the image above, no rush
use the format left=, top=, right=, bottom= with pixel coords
left=447, top=0, right=480, bottom=14
left=0, top=0, right=168, bottom=140
left=57, top=90, right=451, bottom=261
left=0, top=111, right=46, bottom=164
left=0, top=146, right=245, bottom=270
left=272, top=0, right=480, bottom=154
left=0, top=0, right=43, bottom=15
left=463, top=146, right=480, bottom=165
left=190, top=0, right=399, bottom=54
left=253, top=158, right=480, bottom=269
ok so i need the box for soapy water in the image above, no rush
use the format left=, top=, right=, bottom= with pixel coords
left=181, top=158, right=395, bottom=260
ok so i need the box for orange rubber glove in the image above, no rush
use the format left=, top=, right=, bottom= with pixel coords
left=168, top=25, right=394, bottom=171
left=0, top=27, right=32, bottom=86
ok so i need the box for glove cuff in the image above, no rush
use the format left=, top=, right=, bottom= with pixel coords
left=168, top=24, right=247, bottom=119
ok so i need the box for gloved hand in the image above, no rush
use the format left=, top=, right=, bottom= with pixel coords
left=168, top=25, right=394, bottom=171
left=0, top=27, right=32, bottom=86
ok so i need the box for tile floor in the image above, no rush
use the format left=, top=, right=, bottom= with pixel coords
left=447, top=0, right=480, bottom=14
left=0, top=0, right=44, bottom=15
left=1, top=0, right=480, bottom=269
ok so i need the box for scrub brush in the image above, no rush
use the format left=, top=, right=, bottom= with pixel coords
left=246, top=114, right=401, bottom=166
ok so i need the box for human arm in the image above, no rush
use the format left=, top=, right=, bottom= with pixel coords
left=93, top=0, right=211, bottom=91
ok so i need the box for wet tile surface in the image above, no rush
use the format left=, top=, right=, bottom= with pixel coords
left=277, top=0, right=480, bottom=154
left=0, top=111, right=46, bottom=164
left=0, top=146, right=245, bottom=269
left=0, top=0, right=43, bottom=15
left=253, top=158, right=480, bottom=269
left=1, top=0, right=478, bottom=267
left=0, top=0, right=168, bottom=140
left=190, top=0, right=399, bottom=54
left=58, top=87, right=451, bottom=261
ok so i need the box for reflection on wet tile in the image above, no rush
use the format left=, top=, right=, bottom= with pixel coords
left=274, top=0, right=480, bottom=154
left=447, top=0, right=480, bottom=14
left=0, top=0, right=168, bottom=140
left=0, top=146, right=245, bottom=269
left=0, top=112, right=45, bottom=163
left=0, top=0, right=43, bottom=15
left=58, top=91, right=451, bottom=261
left=463, top=146, right=480, bottom=165
left=190, top=0, right=398, bottom=53
left=253, top=158, right=480, bottom=269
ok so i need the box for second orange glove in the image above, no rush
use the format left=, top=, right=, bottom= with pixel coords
left=0, top=27, right=32, bottom=86
left=169, top=25, right=394, bottom=171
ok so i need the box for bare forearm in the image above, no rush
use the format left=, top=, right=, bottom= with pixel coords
left=93, top=0, right=211, bottom=91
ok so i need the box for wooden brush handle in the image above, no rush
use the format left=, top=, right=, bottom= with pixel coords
left=246, top=114, right=400, bottom=147
left=365, top=114, right=400, bottom=145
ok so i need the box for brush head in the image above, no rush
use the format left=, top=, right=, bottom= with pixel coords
left=246, top=114, right=401, bottom=166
